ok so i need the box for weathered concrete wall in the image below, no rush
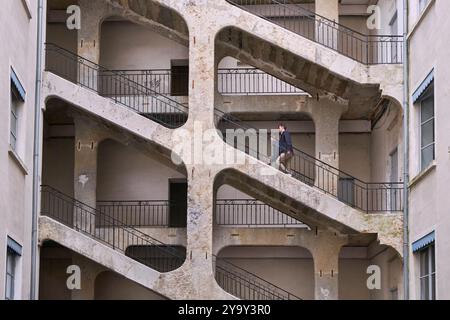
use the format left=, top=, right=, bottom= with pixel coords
left=95, top=271, right=167, bottom=300
left=42, top=137, right=75, bottom=196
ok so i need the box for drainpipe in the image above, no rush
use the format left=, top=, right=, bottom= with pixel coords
left=30, top=0, right=44, bottom=300
left=402, top=0, right=410, bottom=301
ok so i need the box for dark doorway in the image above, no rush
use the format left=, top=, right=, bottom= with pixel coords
left=170, top=60, right=189, bottom=96
left=169, top=179, right=188, bottom=228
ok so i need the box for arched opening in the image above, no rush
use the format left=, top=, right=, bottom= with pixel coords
left=338, top=242, right=403, bottom=300
left=215, top=246, right=314, bottom=300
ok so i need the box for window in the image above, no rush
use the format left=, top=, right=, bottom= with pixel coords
left=10, top=68, right=26, bottom=153
left=419, top=0, right=429, bottom=13
left=419, top=244, right=436, bottom=300
left=5, top=237, right=22, bottom=300
left=419, top=87, right=435, bottom=171
left=170, top=60, right=189, bottom=96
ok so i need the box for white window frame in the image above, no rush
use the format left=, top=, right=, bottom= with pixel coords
left=10, top=89, right=20, bottom=152
left=419, top=244, right=436, bottom=300
left=418, top=86, right=435, bottom=171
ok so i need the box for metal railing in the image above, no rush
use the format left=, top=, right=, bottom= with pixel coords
left=97, top=198, right=305, bottom=228
left=227, top=0, right=403, bottom=65
left=45, top=44, right=188, bottom=128
left=215, top=109, right=404, bottom=213
left=40, top=186, right=185, bottom=272
left=97, top=200, right=171, bottom=227
left=218, top=68, right=304, bottom=95
left=109, top=68, right=305, bottom=96
left=215, top=256, right=301, bottom=300
left=216, top=199, right=304, bottom=226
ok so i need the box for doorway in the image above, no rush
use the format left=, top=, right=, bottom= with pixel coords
left=169, top=179, right=188, bottom=228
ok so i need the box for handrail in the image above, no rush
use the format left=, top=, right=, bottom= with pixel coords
left=216, top=199, right=304, bottom=226
left=215, top=108, right=404, bottom=212
left=42, top=186, right=297, bottom=299
left=227, top=0, right=403, bottom=64
left=44, top=43, right=188, bottom=128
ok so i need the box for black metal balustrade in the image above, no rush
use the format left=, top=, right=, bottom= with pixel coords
left=97, top=200, right=171, bottom=227
left=227, top=0, right=403, bottom=65
left=216, top=199, right=304, bottom=226
left=40, top=186, right=185, bottom=272
left=215, top=257, right=301, bottom=300
left=215, top=109, right=404, bottom=213
left=45, top=44, right=188, bottom=128
left=108, top=68, right=305, bottom=96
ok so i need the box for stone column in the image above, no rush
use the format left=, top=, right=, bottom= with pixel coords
left=309, top=232, right=347, bottom=300
left=315, top=0, right=339, bottom=50
left=73, top=117, right=101, bottom=232
left=77, top=0, right=110, bottom=90
left=311, top=99, right=346, bottom=196
left=179, top=22, right=226, bottom=298
left=70, top=254, right=105, bottom=300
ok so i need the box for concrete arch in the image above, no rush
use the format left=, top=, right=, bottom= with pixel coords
left=215, top=245, right=315, bottom=300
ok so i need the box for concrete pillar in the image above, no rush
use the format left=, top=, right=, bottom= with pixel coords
left=309, top=232, right=347, bottom=300
left=77, top=0, right=111, bottom=90
left=311, top=99, right=346, bottom=196
left=73, top=117, right=102, bottom=232
left=315, top=0, right=339, bottom=50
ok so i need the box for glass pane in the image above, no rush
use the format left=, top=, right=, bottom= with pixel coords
left=431, top=273, right=436, bottom=300
left=5, top=275, right=13, bottom=300
left=421, top=96, right=434, bottom=122
left=421, top=121, right=434, bottom=147
left=421, top=145, right=435, bottom=170
left=420, top=249, right=429, bottom=276
left=421, top=276, right=429, bottom=300
left=6, top=252, right=14, bottom=274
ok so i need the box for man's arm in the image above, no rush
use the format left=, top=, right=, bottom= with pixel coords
left=285, top=131, right=293, bottom=152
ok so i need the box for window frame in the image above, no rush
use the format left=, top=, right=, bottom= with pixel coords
left=5, top=248, right=17, bottom=300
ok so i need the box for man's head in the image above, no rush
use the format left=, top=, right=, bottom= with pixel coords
left=278, top=123, right=287, bottom=133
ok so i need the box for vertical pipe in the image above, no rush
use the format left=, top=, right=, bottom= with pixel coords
left=30, top=0, right=44, bottom=300
left=402, top=0, right=410, bottom=301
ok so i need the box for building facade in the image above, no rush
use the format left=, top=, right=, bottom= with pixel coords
left=0, top=0, right=445, bottom=300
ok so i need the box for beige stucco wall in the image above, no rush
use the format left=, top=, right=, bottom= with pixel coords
left=0, top=0, right=41, bottom=300
left=42, top=138, right=75, bottom=197
left=96, top=139, right=185, bottom=201
left=407, top=0, right=450, bottom=300
left=100, top=20, right=189, bottom=70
